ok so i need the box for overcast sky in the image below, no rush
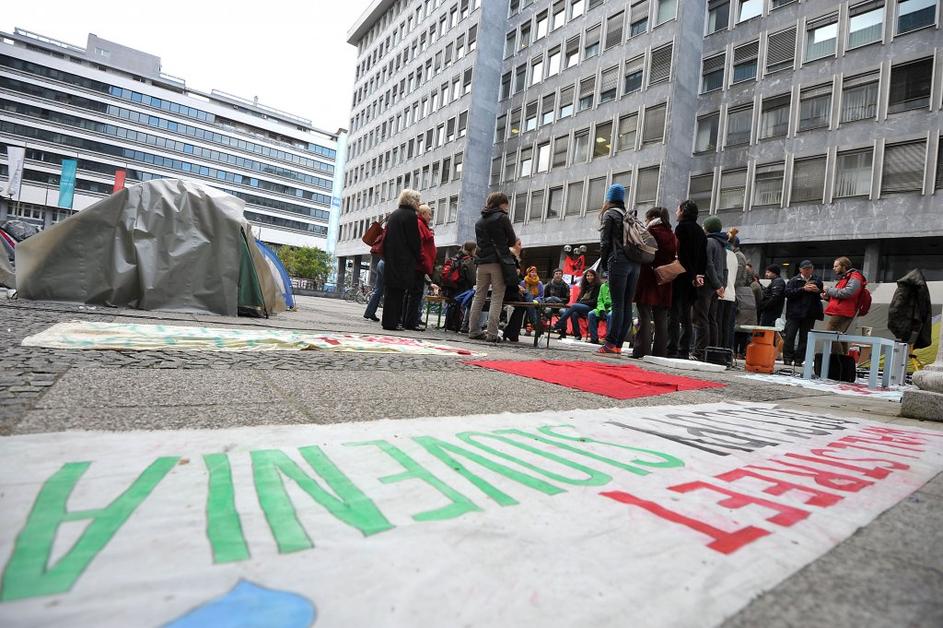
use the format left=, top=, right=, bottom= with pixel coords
left=3, top=0, right=371, bottom=133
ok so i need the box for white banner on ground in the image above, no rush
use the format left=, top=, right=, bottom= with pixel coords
left=2, top=146, right=25, bottom=200
left=0, top=402, right=940, bottom=627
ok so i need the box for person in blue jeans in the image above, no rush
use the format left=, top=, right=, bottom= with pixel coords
left=587, top=279, right=612, bottom=344
left=554, top=269, right=600, bottom=340
left=363, top=258, right=385, bottom=322
left=597, top=184, right=642, bottom=355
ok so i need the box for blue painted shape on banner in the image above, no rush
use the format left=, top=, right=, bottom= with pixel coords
left=164, top=580, right=316, bottom=628
left=58, top=159, right=78, bottom=209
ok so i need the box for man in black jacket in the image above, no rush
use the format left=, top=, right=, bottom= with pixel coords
left=668, top=200, right=707, bottom=359
left=467, top=192, right=517, bottom=341
left=759, top=265, right=787, bottom=327
left=698, top=216, right=728, bottom=359
left=782, top=260, right=824, bottom=366
left=381, top=190, right=422, bottom=331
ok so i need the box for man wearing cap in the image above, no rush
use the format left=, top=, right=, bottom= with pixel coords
left=782, top=260, right=824, bottom=366
left=758, top=265, right=786, bottom=327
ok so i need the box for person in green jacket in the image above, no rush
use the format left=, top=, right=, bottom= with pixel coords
left=587, top=278, right=612, bottom=344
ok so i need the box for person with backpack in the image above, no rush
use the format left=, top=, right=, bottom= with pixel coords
left=468, top=192, right=517, bottom=342
left=633, top=207, right=678, bottom=359
left=440, top=241, right=477, bottom=331
left=822, top=256, right=869, bottom=354
left=668, top=200, right=707, bottom=360
left=597, top=183, right=647, bottom=355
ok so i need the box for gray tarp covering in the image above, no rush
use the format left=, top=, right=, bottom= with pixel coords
left=15, top=179, right=285, bottom=316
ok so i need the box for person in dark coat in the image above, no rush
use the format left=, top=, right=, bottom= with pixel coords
left=699, top=216, right=728, bottom=358
left=380, top=189, right=422, bottom=331
left=888, top=268, right=933, bottom=349
left=468, top=192, right=517, bottom=342
left=782, top=260, right=824, bottom=366
left=668, top=200, right=707, bottom=359
left=759, top=264, right=786, bottom=327
left=554, top=269, right=600, bottom=340
left=633, top=207, right=678, bottom=358
left=598, top=184, right=642, bottom=354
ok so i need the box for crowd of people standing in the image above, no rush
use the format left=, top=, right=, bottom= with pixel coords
left=362, top=187, right=871, bottom=364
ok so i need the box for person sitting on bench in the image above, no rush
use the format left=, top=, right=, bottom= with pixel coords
left=554, top=269, right=600, bottom=341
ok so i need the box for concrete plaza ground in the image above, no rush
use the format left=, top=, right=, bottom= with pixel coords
left=0, top=294, right=940, bottom=626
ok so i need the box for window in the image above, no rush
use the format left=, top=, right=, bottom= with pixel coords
left=937, top=139, right=943, bottom=189
left=600, top=66, right=619, bottom=103
left=547, top=187, right=563, bottom=219
left=806, top=15, right=838, bottom=62
left=463, top=69, right=473, bottom=94
left=514, top=64, right=527, bottom=92
left=513, top=193, right=526, bottom=223
left=583, top=25, right=601, bottom=59
left=888, top=57, right=933, bottom=113
left=509, top=107, right=522, bottom=136
left=571, top=0, right=585, bottom=18
left=689, top=173, right=714, bottom=210
left=636, top=167, right=660, bottom=207
left=702, top=53, right=725, bottom=92
left=732, top=41, right=759, bottom=83
left=649, top=43, right=673, bottom=86
left=524, top=101, right=538, bottom=132
left=552, top=2, right=566, bottom=30
left=753, top=163, right=785, bottom=206
left=559, top=86, right=574, bottom=118
left=841, top=71, right=879, bottom=123
left=656, top=0, right=677, bottom=24
left=505, top=31, right=517, bottom=57
left=520, top=146, right=534, bottom=177
left=848, top=2, right=884, bottom=49
left=630, top=0, right=649, bottom=36
left=618, top=112, right=639, bottom=151
left=531, top=57, right=543, bottom=86
left=798, top=83, right=832, bottom=131
left=491, top=157, right=502, bottom=185
left=605, top=12, right=625, bottom=49
left=588, top=176, right=608, bottom=208
left=766, top=27, right=797, bottom=73
left=708, top=1, right=730, bottom=34
left=536, top=11, right=549, bottom=39
left=737, top=0, right=762, bottom=23
left=642, top=103, right=667, bottom=145
left=726, top=104, right=753, bottom=147
left=529, top=190, right=544, bottom=220
left=541, top=93, right=556, bottom=125
left=574, top=130, right=590, bottom=162
left=624, top=56, right=644, bottom=93
left=547, top=47, right=562, bottom=76
left=553, top=135, right=569, bottom=167
left=454, top=152, right=463, bottom=179
left=898, top=0, right=937, bottom=34
left=772, top=0, right=797, bottom=7
left=520, top=23, right=531, bottom=50
left=578, top=76, right=596, bottom=111
left=565, top=36, right=580, bottom=68
left=718, top=169, right=747, bottom=210
left=503, top=149, right=517, bottom=182
left=759, top=94, right=790, bottom=139
left=835, top=149, right=874, bottom=198
left=594, top=121, right=613, bottom=158
left=458, top=111, right=468, bottom=137
left=537, top=142, right=552, bottom=172
left=882, top=140, right=926, bottom=193
left=501, top=72, right=511, bottom=99
left=566, top=181, right=584, bottom=215
left=695, top=112, right=719, bottom=152
left=791, top=156, right=828, bottom=203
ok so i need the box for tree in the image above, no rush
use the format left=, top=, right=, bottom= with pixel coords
left=276, top=245, right=332, bottom=286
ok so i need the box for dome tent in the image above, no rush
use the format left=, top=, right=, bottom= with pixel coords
left=15, top=178, right=286, bottom=317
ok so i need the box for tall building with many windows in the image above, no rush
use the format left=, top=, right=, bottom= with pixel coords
left=340, top=0, right=942, bottom=284
left=0, top=28, right=344, bottom=250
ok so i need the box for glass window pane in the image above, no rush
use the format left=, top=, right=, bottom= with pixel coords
left=719, top=169, right=747, bottom=209
left=882, top=140, right=926, bottom=193
left=753, top=163, right=785, bottom=206
left=791, top=156, right=827, bottom=203
left=898, top=0, right=937, bottom=33
left=848, top=5, right=884, bottom=48
left=566, top=181, right=584, bottom=215
left=548, top=187, right=563, bottom=219
left=726, top=105, right=753, bottom=146
left=618, top=113, right=639, bottom=151
left=738, top=0, right=762, bottom=22
left=888, top=57, right=932, bottom=113
left=593, top=121, right=613, bottom=158
left=806, top=18, right=838, bottom=61
left=834, top=149, right=873, bottom=198
left=696, top=112, right=719, bottom=152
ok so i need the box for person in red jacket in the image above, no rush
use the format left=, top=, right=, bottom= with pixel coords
left=633, top=207, right=679, bottom=358
left=404, top=204, right=437, bottom=331
left=822, top=256, right=866, bottom=354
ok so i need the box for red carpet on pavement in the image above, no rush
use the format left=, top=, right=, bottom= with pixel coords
left=465, top=359, right=725, bottom=400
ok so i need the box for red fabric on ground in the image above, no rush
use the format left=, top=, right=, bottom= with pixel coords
left=465, top=360, right=725, bottom=400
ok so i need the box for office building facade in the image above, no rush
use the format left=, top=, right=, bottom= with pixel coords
left=342, top=0, right=942, bottom=284
left=0, top=28, right=344, bottom=250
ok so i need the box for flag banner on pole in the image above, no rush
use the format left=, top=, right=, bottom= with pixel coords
left=2, top=146, right=25, bottom=199
left=113, top=168, right=126, bottom=193
left=58, top=159, right=78, bottom=209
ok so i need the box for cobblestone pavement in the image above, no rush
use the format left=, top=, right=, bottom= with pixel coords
left=1, top=294, right=941, bottom=627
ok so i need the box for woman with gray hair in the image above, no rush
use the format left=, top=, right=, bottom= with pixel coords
left=381, top=189, right=422, bottom=331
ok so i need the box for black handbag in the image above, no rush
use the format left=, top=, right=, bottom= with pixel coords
left=499, top=255, right=520, bottom=287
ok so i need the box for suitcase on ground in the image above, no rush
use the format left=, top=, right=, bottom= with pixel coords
left=813, top=353, right=856, bottom=382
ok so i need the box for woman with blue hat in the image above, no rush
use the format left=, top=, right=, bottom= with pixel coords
left=597, top=183, right=642, bottom=355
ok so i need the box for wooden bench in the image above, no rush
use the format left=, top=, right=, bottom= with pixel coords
left=423, top=295, right=568, bottom=348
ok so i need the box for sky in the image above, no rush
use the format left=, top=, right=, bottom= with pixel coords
left=3, top=0, right=371, bottom=132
